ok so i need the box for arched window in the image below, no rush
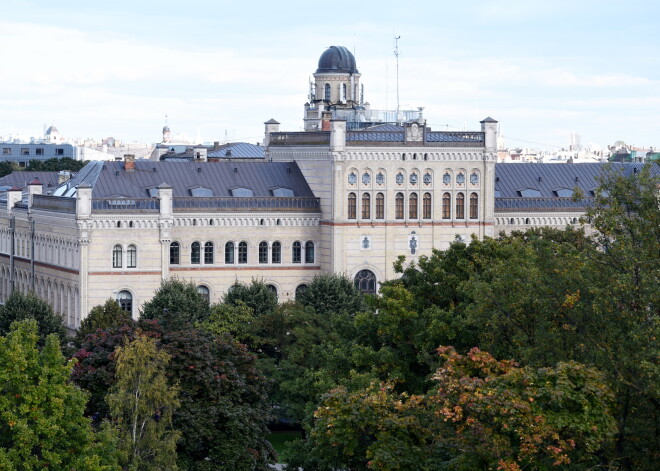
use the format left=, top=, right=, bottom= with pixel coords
left=197, top=285, right=210, bottom=304
left=259, top=241, right=268, bottom=264
left=376, top=193, right=385, bottom=219
left=292, top=241, right=302, bottom=263
left=169, top=242, right=180, bottom=265
left=272, top=241, right=281, bottom=263
left=442, top=193, right=451, bottom=219
left=266, top=284, right=278, bottom=297
left=238, top=241, right=248, bottom=264
left=204, top=242, right=214, bottom=264
left=423, top=193, right=432, bottom=219
left=348, top=193, right=356, bottom=219
left=341, top=83, right=347, bottom=101
left=324, top=83, right=331, bottom=101
left=456, top=193, right=465, bottom=219
left=127, top=244, right=137, bottom=268
left=395, top=193, right=404, bottom=219
left=305, top=241, right=315, bottom=263
left=354, top=269, right=377, bottom=294
left=361, top=193, right=371, bottom=219
left=225, top=242, right=234, bottom=264
left=191, top=242, right=201, bottom=264
left=469, top=193, right=478, bottom=219
left=409, top=192, right=418, bottom=219
left=117, top=290, right=132, bottom=314
left=295, top=284, right=308, bottom=300
left=112, top=244, right=122, bottom=268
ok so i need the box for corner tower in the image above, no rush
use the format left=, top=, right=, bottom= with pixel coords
left=304, top=46, right=363, bottom=131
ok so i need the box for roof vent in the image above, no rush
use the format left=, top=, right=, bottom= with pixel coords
left=115, top=170, right=119, bottom=176
left=197, top=167, right=201, bottom=173
left=496, top=177, right=500, bottom=182
left=153, top=167, right=157, bottom=172
left=287, top=166, right=291, bottom=173
left=538, top=176, right=542, bottom=182
left=234, top=167, right=238, bottom=173
left=575, top=176, right=580, bottom=182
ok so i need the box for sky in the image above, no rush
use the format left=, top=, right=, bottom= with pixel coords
left=1, top=0, right=659, bottom=150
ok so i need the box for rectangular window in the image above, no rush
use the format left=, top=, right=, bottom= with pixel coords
left=56, top=148, right=64, bottom=155
left=21, top=148, right=29, bottom=155
left=423, top=193, right=432, bottom=219
left=238, top=243, right=247, bottom=264
left=376, top=193, right=384, bottom=219
left=35, top=148, right=44, bottom=155
left=395, top=193, right=404, bottom=219
left=2, top=148, right=10, bottom=155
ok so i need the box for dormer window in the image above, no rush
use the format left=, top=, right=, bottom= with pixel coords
left=147, top=188, right=159, bottom=198
left=553, top=188, right=573, bottom=197
left=231, top=187, right=254, bottom=197
left=271, top=188, right=295, bottom=197
left=516, top=188, right=542, bottom=198
left=191, top=187, right=213, bottom=197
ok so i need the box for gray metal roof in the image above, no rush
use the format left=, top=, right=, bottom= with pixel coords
left=207, top=142, right=265, bottom=159
left=316, top=46, right=358, bottom=74
left=0, top=172, right=61, bottom=190
left=65, top=160, right=314, bottom=199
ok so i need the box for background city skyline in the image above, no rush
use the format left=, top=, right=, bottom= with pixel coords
left=1, top=0, right=658, bottom=150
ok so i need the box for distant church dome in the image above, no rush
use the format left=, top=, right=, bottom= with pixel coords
left=316, top=46, right=358, bottom=74
left=163, top=126, right=170, bottom=133
left=45, top=126, right=59, bottom=135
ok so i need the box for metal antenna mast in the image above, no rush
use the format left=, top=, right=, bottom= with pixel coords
left=394, top=35, right=401, bottom=123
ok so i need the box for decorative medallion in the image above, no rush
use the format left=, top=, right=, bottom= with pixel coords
left=409, top=232, right=418, bottom=255
left=396, top=172, right=404, bottom=185
left=470, top=172, right=479, bottom=185
left=348, top=172, right=357, bottom=185
left=410, top=173, right=418, bottom=184
left=362, top=172, right=371, bottom=185
left=376, top=172, right=385, bottom=185
left=360, top=235, right=371, bottom=250
left=443, top=173, right=451, bottom=185
left=456, top=173, right=465, bottom=185
left=423, top=172, right=432, bottom=185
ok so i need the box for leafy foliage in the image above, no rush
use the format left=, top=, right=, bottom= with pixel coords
left=296, top=273, right=365, bottom=317
left=222, top=279, right=278, bottom=317
left=0, top=290, right=67, bottom=346
left=107, top=335, right=180, bottom=471
left=0, top=320, right=120, bottom=470
left=76, top=298, right=134, bottom=346
left=141, top=278, right=210, bottom=328
left=27, top=157, right=87, bottom=172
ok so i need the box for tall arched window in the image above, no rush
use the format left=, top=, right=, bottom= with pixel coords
left=191, top=242, right=201, bottom=264
left=442, top=193, right=451, bottom=219
left=266, top=284, right=278, bottom=297
left=272, top=241, right=281, bottom=264
left=225, top=242, right=234, bottom=264
left=456, top=193, right=465, bottom=219
left=292, top=241, right=301, bottom=263
left=197, top=285, right=210, bottom=304
left=117, top=290, right=132, bottom=314
left=470, top=193, right=478, bottom=219
left=409, top=192, right=418, bottom=219
left=259, top=241, right=268, bottom=264
left=305, top=241, right=315, bottom=263
left=348, top=192, right=356, bottom=219
left=295, top=284, right=308, bottom=300
left=354, top=269, right=377, bottom=294
left=169, top=242, right=180, bottom=265
left=423, top=193, right=432, bottom=219
left=341, top=83, right=347, bottom=101
left=127, top=244, right=137, bottom=268
left=376, top=193, right=385, bottom=219
left=395, top=193, right=404, bottom=219
left=238, top=242, right=248, bottom=264
left=204, top=242, right=214, bottom=264
left=361, top=193, right=371, bottom=219
left=112, top=245, right=122, bottom=268
left=324, top=83, right=331, bottom=101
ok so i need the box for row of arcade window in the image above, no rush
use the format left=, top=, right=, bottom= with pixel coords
left=168, top=241, right=315, bottom=265
left=113, top=245, right=137, bottom=268
left=348, top=192, right=479, bottom=220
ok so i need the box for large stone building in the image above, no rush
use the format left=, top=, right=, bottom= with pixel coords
left=0, top=46, right=646, bottom=328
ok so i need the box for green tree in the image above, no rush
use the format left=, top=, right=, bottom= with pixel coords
left=76, top=298, right=134, bottom=346
left=0, top=290, right=67, bottom=346
left=0, top=161, right=15, bottom=178
left=141, top=278, right=210, bottom=328
left=107, top=335, right=180, bottom=471
left=0, top=320, right=120, bottom=470
left=27, top=157, right=87, bottom=172
left=296, top=273, right=365, bottom=317
left=197, top=300, right=255, bottom=343
left=222, top=279, right=278, bottom=317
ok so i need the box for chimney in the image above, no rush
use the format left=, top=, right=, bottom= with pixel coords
left=480, top=117, right=498, bottom=151
left=330, top=118, right=347, bottom=152
left=58, top=170, right=71, bottom=184
left=124, top=154, right=135, bottom=171
left=28, top=179, right=42, bottom=208
left=263, top=119, right=280, bottom=147
left=6, top=187, right=22, bottom=211
left=321, top=111, right=333, bottom=131
left=213, top=141, right=220, bottom=150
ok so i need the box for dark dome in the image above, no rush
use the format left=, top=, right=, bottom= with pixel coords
left=316, top=46, right=358, bottom=74
left=45, top=126, right=58, bottom=135
left=163, top=126, right=170, bottom=132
